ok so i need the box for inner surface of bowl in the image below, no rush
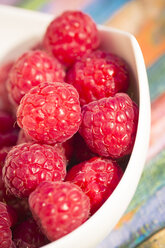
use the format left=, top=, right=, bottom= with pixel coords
left=0, top=5, right=150, bottom=248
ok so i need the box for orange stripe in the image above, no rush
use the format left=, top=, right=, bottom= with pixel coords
left=136, top=19, right=165, bottom=66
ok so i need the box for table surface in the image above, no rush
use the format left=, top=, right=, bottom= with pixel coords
left=1, top=0, right=165, bottom=247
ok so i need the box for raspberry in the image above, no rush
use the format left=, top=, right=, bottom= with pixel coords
left=0, top=111, right=19, bottom=149
left=5, top=204, right=18, bottom=227
left=43, top=11, right=100, bottom=67
left=79, top=93, right=139, bottom=158
left=17, top=129, right=73, bottom=164
left=29, top=181, right=90, bottom=241
left=0, top=130, right=18, bottom=150
left=0, top=202, right=13, bottom=248
left=66, top=157, right=123, bottom=214
left=17, top=129, right=32, bottom=145
left=0, top=149, right=31, bottom=215
left=13, top=239, right=35, bottom=248
left=7, top=50, right=65, bottom=106
left=2, top=143, right=66, bottom=198
left=5, top=197, right=31, bottom=222
left=11, top=242, right=17, bottom=248
left=66, top=50, right=129, bottom=106
left=13, top=218, right=48, bottom=247
left=71, top=133, right=95, bottom=164
left=0, top=148, right=11, bottom=202
left=0, top=62, right=14, bottom=112
left=0, top=168, right=6, bottom=201
left=54, top=139, right=73, bottom=164
left=0, top=111, right=16, bottom=133
left=1, top=154, right=31, bottom=221
left=31, top=42, right=43, bottom=51
left=0, top=147, right=10, bottom=167
left=17, top=82, right=81, bottom=144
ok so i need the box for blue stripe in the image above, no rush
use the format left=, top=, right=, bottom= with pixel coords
left=97, top=150, right=165, bottom=248
left=82, top=0, right=133, bottom=24
left=97, top=186, right=165, bottom=248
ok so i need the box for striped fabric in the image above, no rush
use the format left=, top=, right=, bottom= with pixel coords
left=1, top=0, right=165, bottom=247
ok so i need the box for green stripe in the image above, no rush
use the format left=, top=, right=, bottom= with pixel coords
left=147, top=55, right=165, bottom=101
left=126, top=150, right=165, bottom=213
left=17, top=0, right=47, bottom=10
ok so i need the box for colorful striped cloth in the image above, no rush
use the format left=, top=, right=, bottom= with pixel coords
left=1, top=0, right=165, bottom=247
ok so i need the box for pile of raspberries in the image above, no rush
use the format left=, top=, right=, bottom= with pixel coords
left=0, top=10, right=138, bottom=248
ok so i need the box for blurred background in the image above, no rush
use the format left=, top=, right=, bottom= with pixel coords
left=0, top=0, right=165, bottom=247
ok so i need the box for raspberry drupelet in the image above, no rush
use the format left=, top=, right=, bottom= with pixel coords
left=0, top=202, right=14, bottom=248
left=66, top=157, right=123, bottom=214
left=0, top=61, right=14, bottom=112
left=13, top=218, right=48, bottom=247
left=66, top=50, right=129, bottom=106
left=17, top=129, right=73, bottom=164
left=80, top=93, right=139, bottom=158
left=4, top=196, right=31, bottom=222
left=29, top=181, right=90, bottom=241
left=54, top=138, right=73, bottom=164
left=43, top=11, right=100, bottom=67
left=71, top=133, right=95, bottom=164
left=0, top=148, right=32, bottom=221
left=13, top=239, right=34, bottom=248
left=7, top=50, right=65, bottom=106
left=2, top=143, right=66, bottom=198
left=0, top=110, right=19, bottom=149
left=17, top=82, right=81, bottom=144
left=16, top=129, right=32, bottom=144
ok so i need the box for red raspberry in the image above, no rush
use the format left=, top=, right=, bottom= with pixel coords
left=80, top=93, right=139, bottom=158
left=7, top=50, right=65, bottom=106
left=0, top=111, right=19, bottom=149
left=0, top=202, right=13, bottom=248
left=43, top=11, right=100, bottom=67
left=17, top=82, right=81, bottom=144
left=13, top=218, right=48, bottom=247
left=66, top=157, right=123, bottom=214
left=1, top=156, right=31, bottom=221
left=5, top=205, right=18, bottom=227
left=0, top=130, right=18, bottom=150
left=29, top=181, right=90, bottom=241
left=66, top=50, right=129, bottom=106
left=0, top=147, right=10, bottom=167
left=17, top=129, right=31, bottom=145
left=54, top=139, right=73, bottom=164
left=31, top=42, right=43, bottom=51
left=0, top=169, right=6, bottom=201
left=71, top=133, right=95, bottom=164
left=0, top=62, right=14, bottom=112
left=5, top=197, right=31, bottom=222
left=0, top=111, right=16, bottom=133
left=2, top=143, right=66, bottom=198
left=11, top=242, right=17, bottom=248
left=0, top=150, right=30, bottom=217
left=0, top=202, right=16, bottom=226
left=0, top=148, right=11, bottom=202
left=13, top=239, right=33, bottom=248
left=17, top=129, right=73, bottom=164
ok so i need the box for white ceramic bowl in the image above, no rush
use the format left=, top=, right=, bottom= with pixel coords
left=0, top=5, right=151, bottom=248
